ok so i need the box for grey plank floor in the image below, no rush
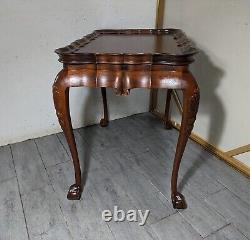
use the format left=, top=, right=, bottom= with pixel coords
left=0, top=113, right=249, bottom=240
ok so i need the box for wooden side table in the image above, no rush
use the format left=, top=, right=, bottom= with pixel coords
left=52, top=29, right=199, bottom=209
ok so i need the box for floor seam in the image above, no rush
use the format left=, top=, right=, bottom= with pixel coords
left=87, top=188, right=117, bottom=240
left=230, top=222, right=250, bottom=240
left=203, top=189, right=232, bottom=223
left=9, top=144, right=31, bottom=240
left=46, top=159, right=71, bottom=168
left=151, top=211, right=203, bottom=239
left=0, top=175, right=17, bottom=185
left=216, top=179, right=250, bottom=207
left=56, top=133, right=70, bottom=157
left=34, top=139, right=75, bottom=240
left=3, top=114, right=249, bottom=240
left=202, top=223, right=231, bottom=239
left=203, top=187, right=250, bottom=238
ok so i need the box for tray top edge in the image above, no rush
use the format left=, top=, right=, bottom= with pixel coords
left=55, top=28, right=198, bottom=65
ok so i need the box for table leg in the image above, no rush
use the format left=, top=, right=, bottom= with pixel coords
left=164, top=89, right=173, bottom=129
left=100, top=87, right=109, bottom=127
left=149, top=89, right=158, bottom=112
left=171, top=74, right=200, bottom=209
left=53, top=70, right=82, bottom=200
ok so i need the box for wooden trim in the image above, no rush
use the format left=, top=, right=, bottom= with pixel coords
left=172, top=90, right=183, bottom=114
left=155, top=0, right=165, bottom=28
left=151, top=110, right=250, bottom=177
left=225, top=144, right=250, bottom=157
left=149, top=0, right=166, bottom=112
left=173, top=121, right=250, bottom=177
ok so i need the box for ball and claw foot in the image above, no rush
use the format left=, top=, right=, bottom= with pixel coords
left=171, top=192, right=187, bottom=209
left=100, top=118, right=109, bottom=127
left=67, top=184, right=82, bottom=200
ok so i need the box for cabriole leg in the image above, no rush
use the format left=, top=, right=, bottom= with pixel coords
left=53, top=70, right=82, bottom=200
left=100, top=87, right=109, bottom=127
left=164, top=89, right=173, bottom=129
left=171, top=74, right=200, bottom=209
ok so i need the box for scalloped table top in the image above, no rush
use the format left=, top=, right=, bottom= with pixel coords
left=55, top=29, right=198, bottom=65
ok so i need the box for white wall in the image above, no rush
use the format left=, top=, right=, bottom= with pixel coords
left=0, top=0, right=155, bottom=146
left=2, top=0, right=249, bottom=166
left=160, top=0, right=250, bottom=166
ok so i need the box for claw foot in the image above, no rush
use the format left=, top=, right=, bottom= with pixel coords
left=171, top=192, right=187, bottom=209
left=100, top=118, right=109, bottom=127
left=67, top=184, right=82, bottom=200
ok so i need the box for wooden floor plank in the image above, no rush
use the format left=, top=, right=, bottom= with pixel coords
left=151, top=213, right=203, bottom=240
left=58, top=130, right=106, bottom=174
left=57, top=130, right=83, bottom=157
left=11, top=140, right=50, bottom=195
left=0, top=178, right=29, bottom=240
left=123, top=148, right=227, bottom=237
left=179, top=188, right=227, bottom=238
left=205, top=189, right=250, bottom=239
left=47, top=161, right=115, bottom=240
left=111, top=115, right=156, bottom=141
left=78, top=122, right=125, bottom=152
left=35, top=134, right=69, bottom=167
left=89, top=163, right=176, bottom=225
left=1, top=114, right=249, bottom=240
left=0, top=145, right=15, bottom=182
left=47, top=156, right=160, bottom=239
left=204, top=224, right=248, bottom=240
left=127, top=148, right=224, bottom=202
left=113, top=115, right=225, bottom=202
left=90, top=178, right=159, bottom=240
left=91, top=147, right=140, bottom=175
left=22, top=184, right=73, bottom=240
left=172, top=133, right=250, bottom=205
left=215, top=167, right=250, bottom=205
left=142, top=134, right=224, bottom=198
left=107, top=220, right=158, bottom=240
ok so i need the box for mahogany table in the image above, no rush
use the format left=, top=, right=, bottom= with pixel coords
left=52, top=29, right=199, bottom=209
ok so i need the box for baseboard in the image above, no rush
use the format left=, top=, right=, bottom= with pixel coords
left=171, top=121, right=250, bottom=178
left=151, top=110, right=250, bottom=177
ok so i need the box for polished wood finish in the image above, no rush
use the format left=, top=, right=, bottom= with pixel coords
left=164, top=89, right=173, bottom=129
left=100, top=87, right=109, bottom=127
left=53, top=71, right=82, bottom=199
left=55, top=29, right=197, bottom=65
left=53, top=29, right=199, bottom=209
left=225, top=144, right=250, bottom=157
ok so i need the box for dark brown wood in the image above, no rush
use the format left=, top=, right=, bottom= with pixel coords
left=171, top=73, right=200, bottom=209
left=100, top=87, right=109, bottom=127
left=55, top=29, right=197, bottom=66
left=53, top=70, right=82, bottom=200
left=53, top=29, right=199, bottom=209
left=164, top=89, right=173, bottom=129
left=149, top=89, right=158, bottom=112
